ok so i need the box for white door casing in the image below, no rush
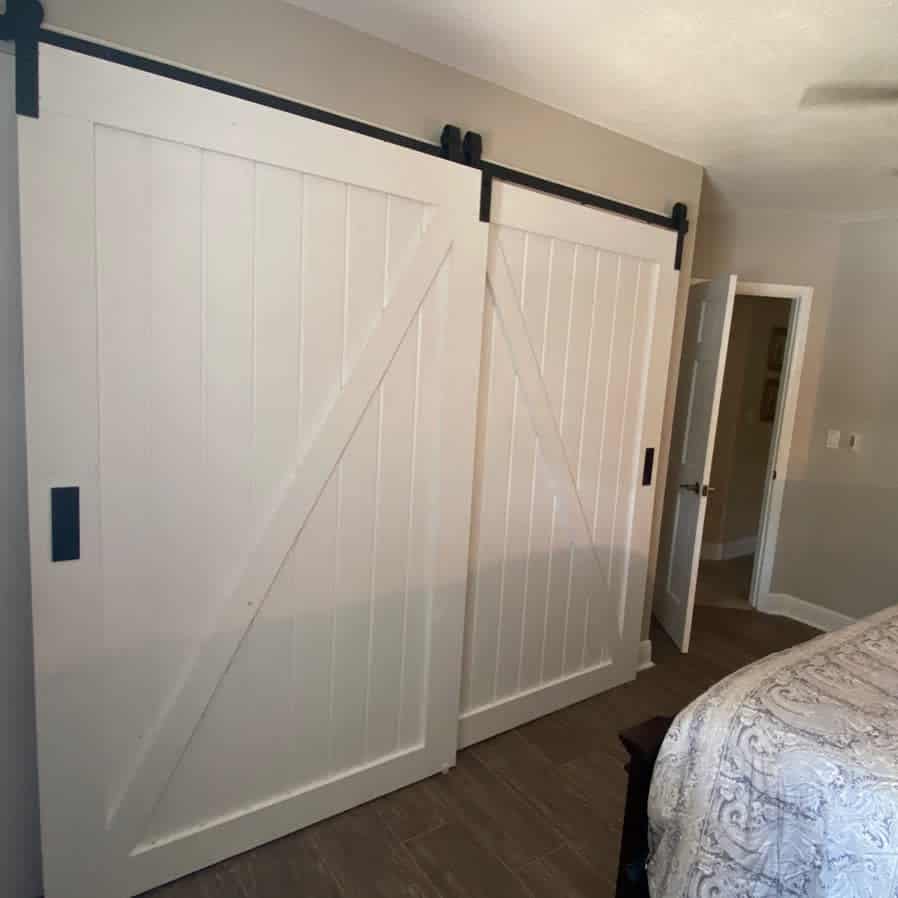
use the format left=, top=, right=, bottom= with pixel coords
left=460, top=182, right=678, bottom=746
left=20, top=45, right=486, bottom=898
left=654, top=275, right=737, bottom=651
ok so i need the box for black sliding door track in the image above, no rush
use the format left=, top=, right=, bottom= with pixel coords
left=475, top=160, right=689, bottom=269
left=37, top=28, right=448, bottom=159
left=0, top=6, right=689, bottom=269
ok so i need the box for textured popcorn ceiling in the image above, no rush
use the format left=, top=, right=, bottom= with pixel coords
left=288, top=0, right=898, bottom=214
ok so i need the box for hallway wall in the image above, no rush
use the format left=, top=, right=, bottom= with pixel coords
left=704, top=295, right=790, bottom=556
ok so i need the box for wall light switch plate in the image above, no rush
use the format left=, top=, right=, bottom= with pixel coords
left=826, top=429, right=841, bottom=449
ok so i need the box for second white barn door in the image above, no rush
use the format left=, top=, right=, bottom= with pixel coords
left=460, top=183, right=678, bottom=745
left=20, top=45, right=486, bottom=898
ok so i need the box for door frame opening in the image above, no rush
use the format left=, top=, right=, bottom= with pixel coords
left=735, top=282, right=814, bottom=610
left=691, top=279, right=814, bottom=612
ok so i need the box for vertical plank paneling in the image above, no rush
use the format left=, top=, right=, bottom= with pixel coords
left=520, top=235, right=551, bottom=362
left=562, top=247, right=598, bottom=483
left=609, top=262, right=653, bottom=636
left=517, top=236, right=554, bottom=693
left=251, top=163, right=302, bottom=514
left=592, top=256, right=639, bottom=661
left=380, top=200, right=434, bottom=771
left=471, top=215, right=668, bottom=714
left=583, top=255, right=620, bottom=665
left=497, top=227, right=525, bottom=296
left=495, top=390, right=536, bottom=699
left=290, top=473, right=339, bottom=787
left=293, top=173, right=349, bottom=775
left=467, top=286, right=516, bottom=710
left=344, top=186, right=387, bottom=378
left=367, top=326, right=417, bottom=760
left=494, top=235, right=535, bottom=698
left=204, top=150, right=255, bottom=595
left=580, top=254, right=618, bottom=541
left=149, top=148, right=257, bottom=833
left=539, top=239, right=576, bottom=683
left=244, top=161, right=303, bottom=802
left=300, top=176, right=346, bottom=446
left=540, top=241, right=574, bottom=423
left=518, top=450, right=555, bottom=691
left=331, top=360, right=379, bottom=772
left=560, top=246, right=598, bottom=674
left=400, top=267, right=447, bottom=746
left=95, top=127, right=154, bottom=803
left=386, top=196, right=428, bottom=298
left=146, top=137, right=205, bottom=768
left=361, top=189, right=415, bottom=760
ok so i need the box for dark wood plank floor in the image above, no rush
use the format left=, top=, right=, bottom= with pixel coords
left=145, top=607, right=819, bottom=898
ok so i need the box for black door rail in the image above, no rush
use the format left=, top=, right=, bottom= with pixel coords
left=1, top=5, right=688, bottom=269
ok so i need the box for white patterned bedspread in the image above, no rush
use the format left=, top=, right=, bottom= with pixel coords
left=648, top=605, right=898, bottom=898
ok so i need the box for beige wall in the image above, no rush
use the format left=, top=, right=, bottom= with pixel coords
left=704, top=295, right=791, bottom=549
left=6, top=6, right=704, bottom=893
left=772, top=217, right=898, bottom=619
left=703, top=299, right=751, bottom=546
left=0, top=49, right=41, bottom=898
left=695, top=198, right=898, bottom=621
left=692, top=201, right=841, bottom=478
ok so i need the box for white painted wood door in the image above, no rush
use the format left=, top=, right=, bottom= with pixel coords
left=19, top=45, right=486, bottom=898
left=460, top=182, right=678, bottom=746
left=654, top=276, right=737, bottom=651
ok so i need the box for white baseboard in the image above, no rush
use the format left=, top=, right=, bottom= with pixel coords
left=637, top=639, right=654, bottom=671
left=458, top=659, right=628, bottom=748
left=701, top=536, right=757, bottom=561
left=758, top=592, right=854, bottom=633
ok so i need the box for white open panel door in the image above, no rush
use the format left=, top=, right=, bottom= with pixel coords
left=654, top=275, right=737, bottom=651
left=20, top=45, right=487, bottom=898
left=460, top=182, right=678, bottom=746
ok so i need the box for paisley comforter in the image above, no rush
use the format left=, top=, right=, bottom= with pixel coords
left=648, top=605, right=898, bottom=898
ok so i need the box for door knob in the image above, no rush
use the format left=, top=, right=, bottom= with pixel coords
left=679, top=482, right=716, bottom=496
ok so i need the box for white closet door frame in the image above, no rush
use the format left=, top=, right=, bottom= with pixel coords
left=460, top=182, right=678, bottom=746
left=20, top=44, right=486, bottom=898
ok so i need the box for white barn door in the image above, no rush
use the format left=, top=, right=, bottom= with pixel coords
left=20, top=46, right=486, bottom=898
left=460, top=182, right=678, bottom=746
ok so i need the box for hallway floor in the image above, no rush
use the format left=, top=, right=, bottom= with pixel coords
left=695, top=554, right=755, bottom=609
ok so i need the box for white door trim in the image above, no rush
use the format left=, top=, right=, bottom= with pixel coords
left=735, top=282, right=814, bottom=609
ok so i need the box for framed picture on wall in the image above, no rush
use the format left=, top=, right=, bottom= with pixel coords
left=768, top=326, right=788, bottom=372
left=760, top=377, right=779, bottom=422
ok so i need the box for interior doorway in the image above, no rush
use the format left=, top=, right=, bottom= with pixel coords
left=654, top=277, right=813, bottom=651
left=695, top=293, right=791, bottom=611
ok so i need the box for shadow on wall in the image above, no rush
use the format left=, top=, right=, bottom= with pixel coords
left=772, top=478, right=898, bottom=620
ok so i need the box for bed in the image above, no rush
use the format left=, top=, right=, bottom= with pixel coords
left=645, top=605, right=898, bottom=898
